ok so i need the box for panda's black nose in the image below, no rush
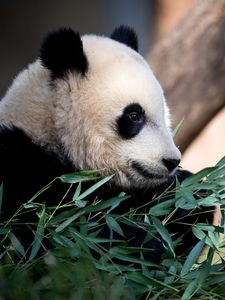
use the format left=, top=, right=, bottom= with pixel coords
left=162, top=158, right=180, bottom=172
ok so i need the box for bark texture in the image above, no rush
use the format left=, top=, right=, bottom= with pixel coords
left=148, top=0, right=225, bottom=152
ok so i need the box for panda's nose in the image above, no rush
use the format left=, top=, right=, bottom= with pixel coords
left=162, top=158, right=180, bottom=173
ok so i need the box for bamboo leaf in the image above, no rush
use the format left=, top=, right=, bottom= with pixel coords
left=106, top=215, right=125, bottom=237
left=149, top=199, right=175, bottom=216
left=182, top=248, right=214, bottom=299
left=111, top=253, right=158, bottom=267
left=76, top=175, right=114, bottom=200
left=151, top=215, right=175, bottom=257
left=8, top=232, right=25, bottom=257
left=198, top=195, right=219, bottom=207
left=207, top=165, right=225, bottom=180
left=59, top=170, right=99, bottom=184
left=181, top=167, right=217, bottom=187
left=73, top=182, right=82, bottom=200
left=56, top=195, right=129, bottom=232
left=29, top=205, right=47, bottom=260
left=175, top=188, right=198, bottom=210
left=173, top=118, right=184, bottom=137
left=216, top=156, right=225, bottom=167
left=181, top=238, right=205, bottom=276
left=181, top=280, right=199, bottom=300
left=128, top=272, right=178, bottom=291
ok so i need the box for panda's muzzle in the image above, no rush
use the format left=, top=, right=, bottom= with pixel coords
left=132, top=161, right=165, bottom=180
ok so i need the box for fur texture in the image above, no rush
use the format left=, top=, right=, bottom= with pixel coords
left=0, top=27, right=212, bottom=261
left=40, top=28, right=88, bottom=79
left=0, top=28, right=180, bottom=189
left=110, top=25, right=138, bottom=52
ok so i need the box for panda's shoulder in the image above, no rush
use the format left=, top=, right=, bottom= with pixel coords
left=0, top=126, right=72, bottom=180
left=0, top=126, right=50, bottom=161
left=1, top=126, right=36, bottom=149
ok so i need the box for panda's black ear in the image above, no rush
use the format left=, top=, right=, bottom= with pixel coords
left=110, top=25, right=138, bottom=52
left=40, top=28, right=88, bottom=80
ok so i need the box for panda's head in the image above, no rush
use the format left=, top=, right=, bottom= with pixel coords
left=9, top=26, right=182, bottom=189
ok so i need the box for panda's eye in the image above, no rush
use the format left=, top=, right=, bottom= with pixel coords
left=117, top=103, right=146, bottom=139
left=129, top=112, right=140, bottom=123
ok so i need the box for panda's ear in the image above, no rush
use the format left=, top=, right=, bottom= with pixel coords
left=40, top=28, right=88, bottom=80
left=110, top=25, right=138, bottom=52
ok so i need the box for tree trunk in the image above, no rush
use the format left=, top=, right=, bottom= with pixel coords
left=148, top=0, right=225, bottom=152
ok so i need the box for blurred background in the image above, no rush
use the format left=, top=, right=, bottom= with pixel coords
left=0, top=0, right=224, bottom=172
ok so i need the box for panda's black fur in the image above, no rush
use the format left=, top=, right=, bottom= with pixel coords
left=110, top=25, right=138, bottom=52
left=40, top=28, right=88, bottom=79
left=0, top=26, right=212, bottom=262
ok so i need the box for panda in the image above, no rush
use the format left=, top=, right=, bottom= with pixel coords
left=0, top=26, right=212, bottom=262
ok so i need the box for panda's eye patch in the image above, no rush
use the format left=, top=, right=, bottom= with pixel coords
left=117, top=103, right=146, bottom=139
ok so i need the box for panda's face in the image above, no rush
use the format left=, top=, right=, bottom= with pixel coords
left=41, top=27, right=181, bottom=188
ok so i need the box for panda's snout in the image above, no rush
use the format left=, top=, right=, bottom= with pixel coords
left=162, top=158, right=180, bottom=173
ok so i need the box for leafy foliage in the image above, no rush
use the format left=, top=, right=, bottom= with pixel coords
left=0, top=157, right=225, bottom=300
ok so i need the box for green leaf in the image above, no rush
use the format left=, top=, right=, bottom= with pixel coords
left=151, top=215, right=175, bottom=257
left=173, top=118, right=184, bottom=137
left=0, top=249, right=7, bottom=260
left=207, top=165, right=225, bottom=180
left=107, top=193, right=128, bottom=213
left=50, top=230, right=75, bottom=247
left=8, top=232, right=25, bottom=256
left=106, top=215, right=125, bottom=237
left=181, top=238, right=205, bottom=276
left=74, top=199, right=87, bottom=208
left=55, top=211, right=83, bottom=233
left=192, top=226, right=206, bottom=240
left=181, top=167, right=217, bottom=187
left=73, top=182, right=82, bottom=200
left=182, top=280, right=199, bottom=300
left=192, top=226, right=214, bottom=248
left=175, top=188, right=198, bottom=210
left=182, top=248, right=214, bottom=299
left=108, top=246, right=156, bottom=255
left=73, top=183, right=87, bottom=207
left=110, top=253, right=158, bottom=267
left=128, top=272, right=178, bottom=291
left=0, top=227, right=10, bottom=235
left=29, top=205, right=47, bottom=260
left=164, top=264, right=177, bottom=285
left=208, top=231, right=220, bottom=249
left=85, top=194, right=130, bottom=214
left=69, top=230, right=102, bottom=256
left=23, top=203, right=40, bottom=209
left=216, top=156, right=225, bottom=167
left=59, top=170, right=99, bottom=184
left=149, top=199, right=175, bottom=217
left=84, top=236, right=122, bottom=243
left=56, top=195, right=129, bottom=232
left=197, top=224, right=223, bottom=234
left=208, top=274, right=225, bottom=285
left=71, top=170, right=99, bottom=176
left=198, top=247, right=214, bottom=283
left=198, top=195, right=219, bottom=207
left=191, top=182, right=216, bottom=190
left=76, top=175, right=114, bottom=200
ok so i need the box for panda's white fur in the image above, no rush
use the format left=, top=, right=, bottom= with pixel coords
left=0, top=32, right=181, bottom=188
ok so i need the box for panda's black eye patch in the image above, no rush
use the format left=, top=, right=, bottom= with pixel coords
left=117, top=103, right=146, bottom=139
